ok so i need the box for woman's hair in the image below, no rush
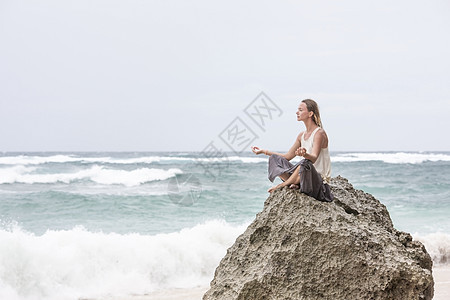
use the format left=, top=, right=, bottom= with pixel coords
left=301, top=99, right=323, bottom=128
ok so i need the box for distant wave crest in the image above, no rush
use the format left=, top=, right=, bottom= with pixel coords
left=332, top=152, right=450, bottom=164
left=0, top=165, right=182, bottom=186
left=1, top=152, right=449, bottom=166
left=0, top=154, right=267, bottom=165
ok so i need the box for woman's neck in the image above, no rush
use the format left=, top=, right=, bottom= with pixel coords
left=303, top=119, right=318, bottom=133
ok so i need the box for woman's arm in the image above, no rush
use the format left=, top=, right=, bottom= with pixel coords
left=252, top=133, right=302, bottom=161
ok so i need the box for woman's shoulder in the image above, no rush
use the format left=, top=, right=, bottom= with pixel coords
left=316, top=127, right=327, bottom=136
left=315, top=128, right=329, bottom=146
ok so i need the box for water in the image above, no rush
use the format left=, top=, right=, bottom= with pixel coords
left=1, top=151, right=449, bottom=299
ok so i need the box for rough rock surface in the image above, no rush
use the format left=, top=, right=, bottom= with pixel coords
left=203, top=176, right=434, bottom=300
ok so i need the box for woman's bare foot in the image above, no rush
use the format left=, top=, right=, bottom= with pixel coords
left=268, top=184, right=282, bottom=193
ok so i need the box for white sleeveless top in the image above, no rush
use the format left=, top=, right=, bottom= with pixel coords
left=301, top=127, right=332, bottom=183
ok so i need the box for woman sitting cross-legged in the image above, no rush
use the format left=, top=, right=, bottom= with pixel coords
left=251, top=99, right=333, bottom=202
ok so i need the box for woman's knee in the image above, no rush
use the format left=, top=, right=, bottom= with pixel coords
left=269, top=154, right=279, bottom=161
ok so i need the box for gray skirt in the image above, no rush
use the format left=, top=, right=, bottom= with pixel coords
left=268, top=154, right=333, bottom=202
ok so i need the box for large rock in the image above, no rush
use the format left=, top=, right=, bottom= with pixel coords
left=203, top=176, right=434, bottom=300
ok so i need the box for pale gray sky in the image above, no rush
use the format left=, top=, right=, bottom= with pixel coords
left=1, top=0, right=449, bottom=152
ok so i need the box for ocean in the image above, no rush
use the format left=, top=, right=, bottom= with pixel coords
left=0, top=151, right=449, bottom=300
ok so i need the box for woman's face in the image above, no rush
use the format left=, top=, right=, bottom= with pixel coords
left=296, top=102, right=311, bottom=122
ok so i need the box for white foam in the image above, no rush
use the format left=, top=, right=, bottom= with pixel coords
left=413, top=232, right=450, bottom=266
left=88, top=166, right=182, bottom=186
left=225, top=156, right=267, bottom=163
left=0, top=154, right=267, bottom=165
left=0, top=165, right=37, bottom=184
left=0, top=165, right=182, bottom=186
left=0, top=220, right=247, bottom=300
left=3, top=152, right=449, bottom=166
left=1, top=223, right=446, bottom=300
left=0, top=155, right=87, bottom=165
left=110, top=156, right=267, bottom=164
left=332, top=152, right=450, bottom=164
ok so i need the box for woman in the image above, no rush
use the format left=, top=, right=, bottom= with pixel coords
left=251, top=99, right=333, bottom=202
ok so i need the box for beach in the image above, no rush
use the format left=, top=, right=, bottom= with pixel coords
left=433, top=267, right=450, bottom=300
left=96, top=266, right=450, bottom=300
left=98, top=286, right=209, bottom=300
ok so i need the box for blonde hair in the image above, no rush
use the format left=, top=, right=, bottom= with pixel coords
left=301, top=99, right=323, bottom=128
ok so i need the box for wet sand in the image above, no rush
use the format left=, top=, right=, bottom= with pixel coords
left=99, top=266, right=450, bottom=300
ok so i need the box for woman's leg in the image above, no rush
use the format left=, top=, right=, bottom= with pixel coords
left=279, top=173, right=290, bottom=182
left=268, top=165, right=301, bottom=193
left=281, top=166, right=301, bottom=186
left=268, top=166, right=300, bottom=193
left=268, top=154, right=296, bottom=183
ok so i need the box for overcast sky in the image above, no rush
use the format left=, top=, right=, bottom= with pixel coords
left=1, top=0, right=449, bottom=152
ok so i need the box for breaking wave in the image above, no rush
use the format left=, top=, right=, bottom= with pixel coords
left=0, top=165, right=182, bottom=186
left=0, top=220, right=247, bottom=300
left=332, top=152, right=450, bottom=164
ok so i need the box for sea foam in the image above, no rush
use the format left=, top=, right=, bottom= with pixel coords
left=2, top=152, right=449, bottom=166
left=0, top=165, right=182, bottom=186
left=413, top=233, right=450, bottom=266
left=332, top=152, right=450, bottom=164
left=0, top=154, right=267, bottom=165
left=0, top=223, right=448, bottom=300
left=0, top=220, right=248, bottom=300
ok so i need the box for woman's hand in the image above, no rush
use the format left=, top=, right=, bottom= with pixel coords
left=295, top=147, right=307, bottom=157
left=251, top=146, right=264, bottom=155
